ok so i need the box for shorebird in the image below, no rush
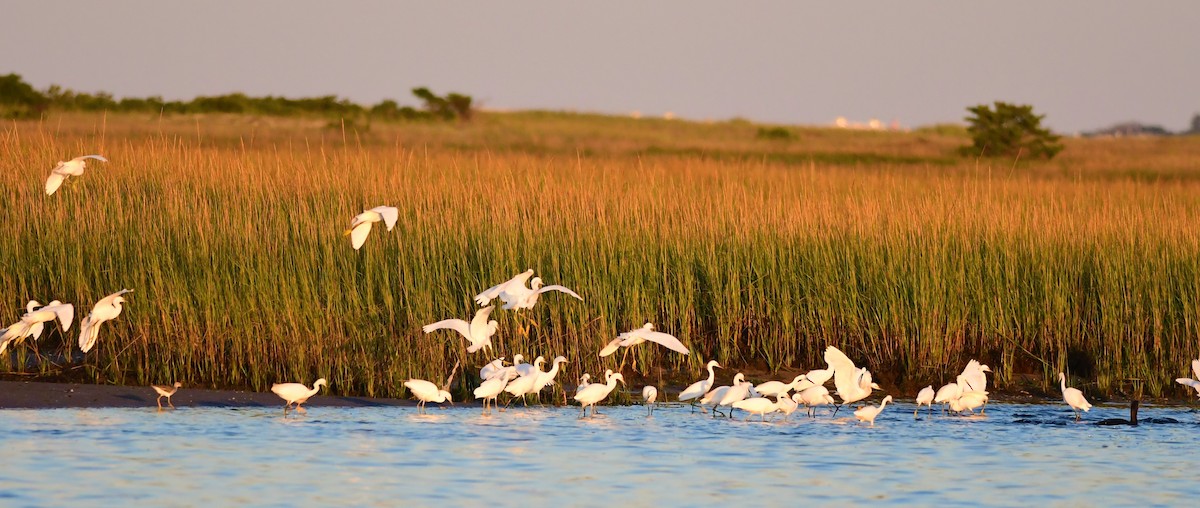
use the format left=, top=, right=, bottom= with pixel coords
left=271, top=378, right=328, bottom=414
left=152, top=382, right=182, bottom=409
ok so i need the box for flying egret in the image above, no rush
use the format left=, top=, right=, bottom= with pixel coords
left=480, top=358, right=507, bottom=380
left=775, top=393, right=799, bottom=420
left=600, top=323, right=690, bottom=357
left=403, top=379, right=453, bottom=414
left=474, top=269, right=582, bottom=311
left=78, top=289, right=132, bottom=354
left=574, top=370, right=624, bottom=417
left=344, top=206, right=399, bottom=250
left=271, top=378, right=328, bottom=414
left=643, top=385, right=658, bottom=416
left=45, top=154, right=108, bottom=195
left=1059, top=372, right=1092, bottom=421
left=421, top=306, right=498, bottom=354
left=854, top=395, right=893, bottom=427
left=0, top=300, right=73, bottom=355
left=754, top=374, right=807, bottom=399
left=474, top=374, right=509, bottom=415
left=678, top=360, right=721, bottom=409
left=152, top=382, right=182, bottom=410
left=1175, top=359, right=1200, bottom=397
left=915, top=385, right=935, bottom=417
left=795, top=385, right=836, bottom=417
left=733, top=397, right=778, bottom=422
left=824, top=346, right=880, bottom=412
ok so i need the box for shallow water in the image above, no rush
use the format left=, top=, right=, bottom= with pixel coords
left=1, top=401, right=1197, bottom=506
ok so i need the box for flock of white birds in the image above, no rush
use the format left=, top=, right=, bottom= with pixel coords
left=11, top=155, right=1200, bottom=422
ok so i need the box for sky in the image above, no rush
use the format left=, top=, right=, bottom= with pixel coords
left=3, top=1, right=1197, bottom=133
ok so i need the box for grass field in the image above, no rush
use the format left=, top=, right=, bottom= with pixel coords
left=1, top=111, right=1198, bottom=400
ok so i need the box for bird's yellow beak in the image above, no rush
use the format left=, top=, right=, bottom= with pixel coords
left=342, top=229, right=353, bottom=236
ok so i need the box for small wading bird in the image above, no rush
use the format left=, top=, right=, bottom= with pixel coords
left=45, top=154, right=108, bottom=195
left=854, top=395, right=893, bottom=427
left=574, top=370, right=624, bottom=418
left=775, top=393, right=798, bottom=420
left=825, top=346, right=880, bottom=414
left=1174, top=358, right=1200, bottom=397
left=732, top=397, right=778, bottom=422
left=643, top=385, right=657, bottom=416
left=914, top=385, right=935, bottom=417
left=345, top=206, right=399, bottom=250
left=422, top=306, right=498, bottom=353
left=79, top=289, right=132, bottom=354
left=794, top=385, right=835, bottom=418
left=271, top=378, right=328, bottom=414
left=753, top=374, right=807, bottom=399
left=532, top=356, right=569, bottom=404
left=678, top=360, right=721, bottom=410
left=474, top=374, right=509, bottom=415
left=1059, top=372, right=1092, bottom=421
left=152, top=382, right=182, bottom=410
left=403, top=379, right=453, bottom=414
left=0, top=300, right=74, bottom=355
left=474, top=269, right=583, bottom=311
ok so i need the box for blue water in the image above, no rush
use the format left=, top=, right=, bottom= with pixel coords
left=0, top=402, right=1197, bottom=506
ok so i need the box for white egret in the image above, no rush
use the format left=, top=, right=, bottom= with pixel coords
left=952, top=390, right=989, bottom=415
left=643, top=385, right=658, bottom=416
left=933, top=380, right=963, bottom=414
left=600, top=323, right=690, bottom=357
left=344, top=206, right=399, bottom=250
left=733, top=397, right=778, bottom=421
left=701, top=373, right=745, bottom=415
left=474, top=374, right=509, bottom=415
left=1059, top=372, right=1092, bottom=421
left=794, top=385, right=836, bottom=417
left=532, top=356, right=568, bottom=404
left=271, top=378, right=327, bottom=414
left=79, top=289, right=132, bottom=354
left=152, top=382, right=182, bottom=410
left=915, top=385, right=935, bottom=417
left=959, top=360, right=992, bottom=393
left=574, top=373, right=591, bottom=397
left=1175, top=358, right=1200, bottom=397
left=480, top=358, right=506, bottom=380
left=574, top=370, right=624, bottom=417
left=421, top=306, right=498, bottom=354
left=678, top=360, right=721, bottom=407
left=716, top=376, right=753, bottom=418
left=854, top=395, right=893, bottom=427
left=824, top=346, right=880, bottom=411
left=503, top=361, right=545, bottom=408
left=754, top=374, right=807, bottom=399
left=0, top=300, right=74, bottom=355
left=403, top=379, right=452, bottom=414
left=45, top=154, right=108, bottom=195
left=775, top=393, right=799, bottom=420
left=474, top=269, right=582, bottom=311
left=793, top=367, right=834, bottom=392
left=515, top=356, right=544, bottom=379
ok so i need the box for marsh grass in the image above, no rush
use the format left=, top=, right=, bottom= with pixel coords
left=1, top=112, right=1198, bottom=399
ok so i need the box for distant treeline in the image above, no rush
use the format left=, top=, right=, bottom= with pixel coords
left=0, top=73, right=472, bottom=122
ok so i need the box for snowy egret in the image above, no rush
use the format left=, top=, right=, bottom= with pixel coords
left=515, top=356, right=544, bottom=379
left=824, top=346, right=879, bottom=410
left=795, top=385, right=836, bottom=417
left=600, top=323, right=690, bottom=357
left=643, top=385, right=658, bottom=415
left=574, top=370, right=624, bottom=417
left=532, top=356, right=568, bottom=404
left=793, top=368, right=833, bottom=392
left=79, top=289, right=132, bottom=354
left=933, top=380, right=963, bottom=414
left=422, top=306, right=499, bottom=354
left=45, top=154, right=107, bottom=195
left=678, top=360, right=721, bottom=407
left=575, top=374, right=591, bottom=397
left=733, top=397, right=778, bottom=421
left=716, top=376, right=753, bottom=418
left=0, top=300, right=73, bottom=355
left=403, top=379, right=452, bottom=414
left=474, top=375, right=509, bottom=414
left=503, top=363, right=544, bottom=408
left=1175, top=359, right=1200, bottom=397
left=775, top=393, right=798, bottom=420
left=344, top=206, right=399, bottom=250
left=854, top=395, right=893, bottom=427
left=701, top=373, right=744, bottom=414
left=474, top=269, right=582, bottom=311
left=952, top=390, right=989, bottom=415
left=152, top=382, right=182, bottom=410
left=754, top=374, right=807, bottom=399
left=1059, top=372, right=1092, bottom=421
left=271, top=378, right=327, bottom=414
left=480, top=358, right=507, bottom=380
left=915, top=385, right=935, bottom=417
left=960, top=360, right=992, bottom=392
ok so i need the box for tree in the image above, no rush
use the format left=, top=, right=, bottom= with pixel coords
left=961, top=101, right=1063, bottom=159
left=0, top=73, right=49, bottom=118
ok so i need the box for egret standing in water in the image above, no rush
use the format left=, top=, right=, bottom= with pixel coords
left=474, top=374, right=510, bottom=415
left=1059, top=372, right=1092, bottom=421
left=824, top=346, right=880, bottom=413
left=854, top=395, right=893, bottom=427
left=643, top=386, right=658, bottom=416
left=78, top=289, right=132, bottom=354
left=914, top=385, right=935, bottom=417
left=345, top=206, right=399, bottom=250
left=678, top=360, right=720, bottom=410
left=271, top=378, right=328, bottom=414
left=574, top=370, right=624, bottom=418
left=403, top=379, right=453, bottom=414
left=152, top=382, right=182, bottom=410
left=45, top=154, right=108, bottom=195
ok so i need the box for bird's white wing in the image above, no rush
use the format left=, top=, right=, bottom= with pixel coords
left=824, top=346, right=858, bottom=392
left=45, top=173, right=67, bottom=195
left=370, top=206, right=399, bottom=231
left=349, top=222, right=373, bottom=250
left=500, top=270, right=536, bottom=294
left=1177, top=378, right=1200, bottom=390
left=474, top=282, right=505, bottom=306
left=469, top=306, right=495, bottom=336
left=75, top=155, right=108, bottom=163
left=421, top=318, right=472, bottom=340
left=78, top=316, right=96, bottom=353
left=28, top=322, right=45, bottom=340
left=535, top=284, right=583, bottom=301
left=44, top=303, right=74, bottom=331
left=1192, top=359, right=1200, bottom=381
left=598, top=338, right=623, bottom=357
left=641, top=330, right=689, bottom=355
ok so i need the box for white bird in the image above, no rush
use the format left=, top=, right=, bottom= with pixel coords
left=952, top=390, right=989, bottom=415
left=344, top=206, right=399, bottom=250
left=701, top=373, right=746, bottom=412
left=678, top=360, right=721, bottom=405
left=824, top=346, right=880, bottom=410
left=45, top=154, right=108, bottom=195
left=480, top=358, right=507, bottom=380
left=599, top=322, right=690, bottom=357
left=78, top=289, right=132, bottom=354
left=574, top=370, right=624, bottom=417
left=754, top=374, right=807, bottom=399
left=854, top=395, right=893, bottom=427
left=775, top=393, right=799, bottom=420
left=152, top=382, right=182, bottom=410
left=643, top=385, right=658, bottom=416
left=503, top=360, right=545, bottom=407
left=794, top=385, right=836, bottom=417
left=792, top=367, right=834, bottom=392
left=474, top=374, right=510, bottom=415
left=422, top=306, right=499, bottom=354
left=271, top=378, right=327, bottom=414
left=716, top=376, right=753, bottom=418
left=915, top=385, right=935, bottom=417
left=933, top=380, right=964, bottom=413
left=1059, top=372, right=1092, bottom=421
left=575, top=373, right=591, bottom=397
left=404, top=379, right=452, bottom=414
left=532, top=356, right=569, bottom=402
left=515, top=355, right=544, bottom=379
left=1174, top=359, right=1200, bottom=397
left=733, top=397, right=778, bottom=421
left=474, top=269, right=583, bottom=311
left=959, top=360, right=992, bottom=392
left=0, top=300, right=74, bottom=355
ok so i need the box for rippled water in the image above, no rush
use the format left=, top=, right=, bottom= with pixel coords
left=1, top=401, right=1197, bottom=506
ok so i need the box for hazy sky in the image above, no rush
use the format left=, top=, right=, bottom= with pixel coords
left=3, top=1, right=1197, bottom=132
